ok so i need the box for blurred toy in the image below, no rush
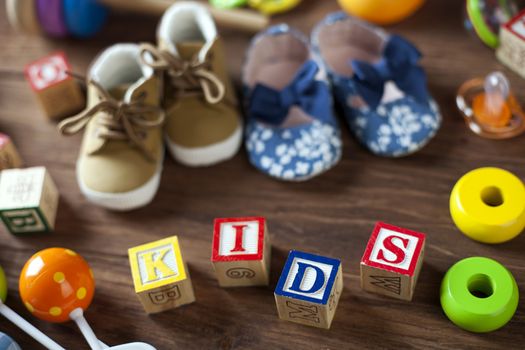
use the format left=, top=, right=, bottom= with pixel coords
left=211, top=217, right=271, bottom=287
left=464, top=0, right=518, bottom=48
left=450, top=167, right=525, bottom=244
left=274, top=251, right=343, bottom=329
left=19, top=248, right=157, bottom=350
left=360, top=222, right=426, bottom=301
left=457, top=71, right=525, bottom=139
left=337, top=0, right=425, bottom=25
left=440, top=257, right=519, bottom=332
left=6, top=0, right=268, bottom=37
left=128, top=236, right=195, bottom=314
left=25, top=52, right=85, bottom=120
left=0, top=167, right=59, bottom=234
left=210, top=0, right=301, bottom=15
left=0, top=133, right=23, bottom=170
left=0, top=332, right=21, bottom=350
left=497, top=9, right=525, bottom=78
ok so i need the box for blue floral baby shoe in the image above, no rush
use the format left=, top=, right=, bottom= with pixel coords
left=312, top=12, right=441, bottom=157
left=243, top=25, right=342, bottom=181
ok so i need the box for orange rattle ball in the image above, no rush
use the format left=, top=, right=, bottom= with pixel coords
left=337, top=0, right=425, bottom=25
left=19, top=248, right=95, bottom=323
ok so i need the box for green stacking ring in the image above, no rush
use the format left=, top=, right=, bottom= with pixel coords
left=440, top=257, right=519, bottom=333
left=0, top=265, right=7, bottom=303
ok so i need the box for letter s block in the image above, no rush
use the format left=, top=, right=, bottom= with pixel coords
left=274, top=251, right=343, bottom=329
left=128, top=236, right=195, bottom=314
left=211, top=217, right=271, bottom=287
left=0, top=167, right=59, bottom=234
left=360, top=222, right=426, bottom=301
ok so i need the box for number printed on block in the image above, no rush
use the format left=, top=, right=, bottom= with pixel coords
left=211, top=217, right=271, bottom=287
left=360, top=222, right=426, bottom=301
left=274, top=251, right=343, bottom=329
left=0, top=134, right=23, bottom=170
left=0, top=167, right=59, bottom=234
left=128, top=236, right=195, bottom=314
left=24, top=52, right=85, bottom=119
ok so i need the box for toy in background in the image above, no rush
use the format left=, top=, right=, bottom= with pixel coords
left=210, top=0, right=301, bottom=15
left=128, top=236, right=196, bottom=314
left=456, top=71, right=525, bottom=139
left=450, top=167, right=525, bottom=244
left=464, top=0, right=518, bottom=48
left=211, top=217, right=271, bottom=287
left=274, top=250, right=343, bottom=329
left=497, top=9, right=525, bottom=78
left=0, top=332, right=21, bottom=350
left=0, top=167, right=59, bottom=235
left=337, top=0, right=425, bottom=25
left=0, top=134, right=23, bottom=170
left=25, top=52, right=85, bottom=120
left=360, top=222, right=425, bottom=301
left=440, top=257, right=519, bottom=332
left=6, top=0, right=268, bottom=38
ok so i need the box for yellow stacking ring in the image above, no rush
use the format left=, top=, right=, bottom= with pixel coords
left=450, top=167, right=525, bottom=244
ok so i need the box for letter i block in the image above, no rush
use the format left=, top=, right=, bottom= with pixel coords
left=0, top=133, right=23, bottom=170
left=128, top=236, right=195, bottom=314
left=211, top=217, right=271, bottom=287
left=274, top=251, right=343, bottom=329
left=0, top=167, right=59, bottom=234
left=360, top=222, right=426, bottom=301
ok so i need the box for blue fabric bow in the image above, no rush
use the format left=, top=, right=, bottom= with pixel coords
left=351, top=35, right=429, bottom=110
left=249, top=60, right=330, bottom=125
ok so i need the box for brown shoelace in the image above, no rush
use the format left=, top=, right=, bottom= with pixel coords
left=139, top=42, right=225, bottom=105
left=58, top=80, right=165, bottom=161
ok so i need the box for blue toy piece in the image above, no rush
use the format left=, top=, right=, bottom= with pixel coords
left=63, top=0, right=108, bottom=38
left=0, top=332, right=21, bottom=350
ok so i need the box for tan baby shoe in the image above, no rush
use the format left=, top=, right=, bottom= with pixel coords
left=140, top=2, right=242, bottom=166
left=58, top=44, right=165, bottom=211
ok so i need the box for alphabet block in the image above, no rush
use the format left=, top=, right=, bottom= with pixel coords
left=360, top=222, right=426, bottom=301
left=496, top=10, right=525, bottom=79
left=274, top=251, right=343, bottom=329
left=0, top=134, right=23, bottom=170
left=25, top=52, right=85, bottom=120
left=0, top=167, right=59, bottom=234
left=211, top=217, right=271, bottom=287
left=128, top=236, right=195, bottom=314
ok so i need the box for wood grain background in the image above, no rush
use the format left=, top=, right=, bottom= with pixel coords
left=0, top=0, right=524, bottom=349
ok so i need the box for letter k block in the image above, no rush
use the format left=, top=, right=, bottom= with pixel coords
left=274, top=251, right=343, bottom=329
left=360, top=222, right=426, bottom=301
left=128, top=236, right=195, bottom=314
left=211, top=217, right=271, bottom=287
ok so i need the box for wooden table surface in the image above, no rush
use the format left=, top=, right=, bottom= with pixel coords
left=1, top=0, right=524, bottom=349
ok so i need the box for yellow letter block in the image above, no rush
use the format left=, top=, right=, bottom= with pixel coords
left=128, top=236, right=195, bottom=314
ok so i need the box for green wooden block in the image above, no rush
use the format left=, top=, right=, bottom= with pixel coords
left=0, top=167, right=58, bottom=234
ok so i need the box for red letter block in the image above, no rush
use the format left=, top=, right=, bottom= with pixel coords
left=211, top=217, right=271, bottom=287
left=360, top=222, right=426, bottom=301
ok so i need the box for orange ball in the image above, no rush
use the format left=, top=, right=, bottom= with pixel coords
left=19, top=248, right=95, bottom=323
left=338, top=0, right=425, bottom=25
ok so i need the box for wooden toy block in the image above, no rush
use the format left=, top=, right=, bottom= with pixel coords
left=0, top=133, right=23, bottom=170
left=128, top=236, right=195, bottom=314
left=24, top=52, right=85, bottom=120
left=274, top=250, right=343, bottom=329
left=211, top=217, right=271, bottom=287
left=360, top=222, right=426, bottom=301
left=497, top=10, right=525, bottom=80
left=0, top=167, right=59, bottom=234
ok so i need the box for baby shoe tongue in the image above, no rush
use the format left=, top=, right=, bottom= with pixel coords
left=175, top=41, right=205, bottom=60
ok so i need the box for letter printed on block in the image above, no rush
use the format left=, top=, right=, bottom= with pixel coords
left=274, top=251, right=343, bottom=329
left=128, top=236, right=195, bottom=314
left=360, top=222, right=426, bottom=301
left=211, top=217, right=271, bottom=287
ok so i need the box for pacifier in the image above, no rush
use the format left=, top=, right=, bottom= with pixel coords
left=456, top=71, right=525, bottom=139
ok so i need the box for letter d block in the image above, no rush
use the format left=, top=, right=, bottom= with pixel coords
left=128, top=236, right=195, bottom=314
left=211, top=217, right=271, bottom=287
left=0, top=167, right=59, bottom=234
left=274, top=251, right=343, bottom=329
left=360, top=222, right=426, bottom=301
